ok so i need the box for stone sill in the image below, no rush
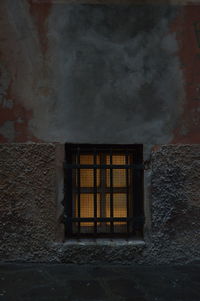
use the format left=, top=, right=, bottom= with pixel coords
left=63, top=238, right=145, bottom=247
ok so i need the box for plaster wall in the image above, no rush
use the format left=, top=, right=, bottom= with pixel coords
left=0, top=1, right=199, bottom=144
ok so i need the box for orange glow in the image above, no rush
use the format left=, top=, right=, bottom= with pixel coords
left=79, top=155, right=100, bottom=187
left=75, top=154, right=128, bottom=228
left=106, top=155, right=127, bottom=187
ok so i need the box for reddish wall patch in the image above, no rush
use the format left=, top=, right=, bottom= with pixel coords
left=0, top=134, right=8, bottom=143
left=28, top=0, right=52, bottom=55
left=0, top=78, right=40, bottom=143
left=0, top=2, right=45, bottom=143
left=171, top=5, right=200, bottom=143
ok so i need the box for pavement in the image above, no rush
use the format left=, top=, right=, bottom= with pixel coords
left=0, top=263, right=200, bottom=301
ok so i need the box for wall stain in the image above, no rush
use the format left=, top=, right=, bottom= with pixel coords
left=28, top=0, right=52, bottom=56
left=0, top=1, right=41, bottom=143
left=171, top=5, right=200, bottom=143
left=0, top=77, right=40, bottom=143
left=0, top=134, right=7, bottom=143
left=0, top=3, right=199, bottom=144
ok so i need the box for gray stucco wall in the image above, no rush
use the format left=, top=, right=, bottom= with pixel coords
left=44, top=4, right=183, bottom=144
left=0, top=2, right=185, bottom=143
left=0, top=144, right=199, bottom=264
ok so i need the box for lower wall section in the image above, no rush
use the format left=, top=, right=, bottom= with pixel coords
left=150, top=144, right=200, bottom=264
left=0, top=144, right=58, bottom=261
left=0, top=144, right=199, bottom=264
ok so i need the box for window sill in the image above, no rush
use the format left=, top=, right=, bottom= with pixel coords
left=63, top=238, right=145, bottom=247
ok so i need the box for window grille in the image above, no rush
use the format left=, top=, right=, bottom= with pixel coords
left=64, top=144, right=144, bottom=238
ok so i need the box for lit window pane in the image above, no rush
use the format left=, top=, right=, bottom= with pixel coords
left=75, top=194, right=101, bottom=227
left=80, top=194, right=93, bottom=227
left=80, top=194, right=93, bottom=218
left=106, top=155, right=126, bottom=187
left=106, top=193, right=127, bottom=218
left=79, top=155, right=100, bottom=187
left=113, top=193, right=127, bottom=217
left=79, top=155, right=93, bottom=187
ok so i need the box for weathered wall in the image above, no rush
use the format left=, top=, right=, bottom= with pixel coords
left=0, top=2, right=199, bottom=263
left=0, top=1, right=199, bottom=144
left=0, top=144, right=60, bottom=261
left=0, top=144, right=199, bottom=264
left=149, top=144, right=200, bottom=263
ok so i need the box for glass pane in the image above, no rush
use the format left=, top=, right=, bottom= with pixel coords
left=80, top=194, right=93, bottom=227
left=104, top=194, right=111, bottom=218
left=96, top=193, right=101, bottom=218
left=75, top=194, right=101, bottom=228
left=80, top=194, right=93, bottom=217
left=79, top=154, right=100, bottom=187
left=80, top=155, right=93, bottom=187
left=106, top=155, right=126, bottom=187
left=113, top=193, right=127, bottom=217
left=107, top=193, right=127, bottom=218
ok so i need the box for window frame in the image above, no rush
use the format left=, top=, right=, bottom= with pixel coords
left=64, top=143, right=144, bottom=238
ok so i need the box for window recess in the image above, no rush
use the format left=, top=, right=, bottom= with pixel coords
left=64, top=144, right=144, bottom=238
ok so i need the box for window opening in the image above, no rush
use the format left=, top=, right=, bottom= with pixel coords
left=64, top=144, right=144, bottom=238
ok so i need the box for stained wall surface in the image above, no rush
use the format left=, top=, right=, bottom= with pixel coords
left=0, top=1, right=199, bottom=144
left=0, top=1, right=200, bottom=264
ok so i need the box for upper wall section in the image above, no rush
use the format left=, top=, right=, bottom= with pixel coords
left=0, top=1, right=199, bottom=143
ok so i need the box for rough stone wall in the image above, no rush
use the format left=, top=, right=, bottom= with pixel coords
left=0, top=144, right=199, bottom=264
left=149, top=144, right=200, bottom=263
left=0, top=144, right=59, bottom=261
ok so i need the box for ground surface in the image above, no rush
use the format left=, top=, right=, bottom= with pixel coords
left=0, top=263, right=200, bottom=301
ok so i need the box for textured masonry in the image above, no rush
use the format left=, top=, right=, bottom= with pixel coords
left=0, top=144, right=57, bottom=261
left=0, top=143, right=199, bottom=263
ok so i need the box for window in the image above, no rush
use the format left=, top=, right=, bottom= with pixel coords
left=64, top=144, right=144, bottom=238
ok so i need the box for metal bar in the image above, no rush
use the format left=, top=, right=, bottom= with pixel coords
left=64, top=145, right=73, bottom=237
left=133, top=146, right=144, bottom=235
left=100, top=153, right=106, bottom=231
left=77, top=149, right=81, bottom=234
left=67, top=143, right=143, bottom=152
left=70, top=217, right=138, bottom=222
left=70, top=232, right=133, bottom=238
left=93, top=149, right=97, bottom=233
left=65, top=163, right=144, bottom=170
left=130, top=152, right=134, bottom=234
left=126, top=152, right=130, bottom=233
left=110, top=151, right=114, bottom=233
left=75, top=187, right=127, bottom=193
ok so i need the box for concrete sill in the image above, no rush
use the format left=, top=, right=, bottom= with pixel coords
left=63, top=238, right=145, bottom=247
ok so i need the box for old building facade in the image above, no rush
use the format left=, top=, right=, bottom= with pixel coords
left=0, top=0, right=200, bottom=263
